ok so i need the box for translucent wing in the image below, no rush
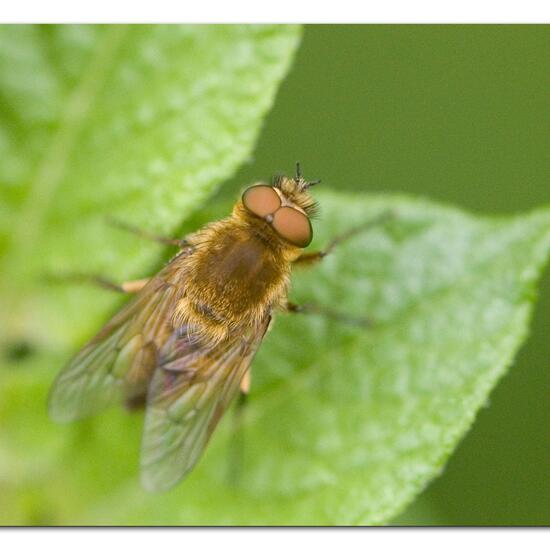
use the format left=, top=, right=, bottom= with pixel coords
left=140, top=316, right=271, bottom=492
left=48, top=260, right=185, bottom=422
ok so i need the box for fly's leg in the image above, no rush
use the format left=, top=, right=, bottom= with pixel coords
left=285, top=301, right=372, bottom=327
left=228, top=371, right=250, bottom=487
left=46, top=233, right=195, bottom=294
left=239, top=369, right=251, bottom=396
left=293, top=211, right=394, bottom=267
left=288, top=212, right=393, bottom=325
left=107, top=216, right=190, bottom=248
left=120, top=278, right=150, bottom=293
left=125, top=393, right=148, bottom=411
left=46, top=273, right=150, bottom=294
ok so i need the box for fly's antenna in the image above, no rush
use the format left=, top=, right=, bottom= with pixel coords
left=295, top=161, right=321, bottom=189
left=305, top=178, right=322, bottom=188
left=295, top=161, right=302, bottom=181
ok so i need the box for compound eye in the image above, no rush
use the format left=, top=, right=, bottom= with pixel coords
left=272, top=207, right=313, bottom=248
left=242, top=185, right=281, bottom=217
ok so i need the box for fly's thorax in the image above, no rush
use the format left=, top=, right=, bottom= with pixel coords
left=173, top=217, right=292, bottom=338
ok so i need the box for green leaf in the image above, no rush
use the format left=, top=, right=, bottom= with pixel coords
left=0, top=24, right=301, bottom=347
left=1, top=191, right=549, bottom=525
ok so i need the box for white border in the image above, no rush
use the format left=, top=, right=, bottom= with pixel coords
left=0, top=0, right=549, bottom=23
left=1, top=528, right=549, bottom=549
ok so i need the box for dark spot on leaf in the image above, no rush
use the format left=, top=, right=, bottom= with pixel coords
left=3, top=340, right=35, bottom=363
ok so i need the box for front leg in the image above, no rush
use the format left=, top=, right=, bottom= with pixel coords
left=293, top=211, right=394, bottom=267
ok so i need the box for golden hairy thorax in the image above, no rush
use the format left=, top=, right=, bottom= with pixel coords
left=171, top=198, right=305, bottom=343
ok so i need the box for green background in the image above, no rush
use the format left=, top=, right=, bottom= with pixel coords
left=218, top=25, right=549, bottom=525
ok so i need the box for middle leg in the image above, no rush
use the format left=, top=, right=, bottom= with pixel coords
left=284, top=301, right=372, bottom=327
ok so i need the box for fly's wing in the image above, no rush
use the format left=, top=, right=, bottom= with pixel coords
left=140, top=316, right=271, bottom=492
left=48, top=260, right=185, bottom=422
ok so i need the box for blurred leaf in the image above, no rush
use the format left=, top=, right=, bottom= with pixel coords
left=0, top=24, right=301, bottom=347
left=1, top=191, right=549, bottom=525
